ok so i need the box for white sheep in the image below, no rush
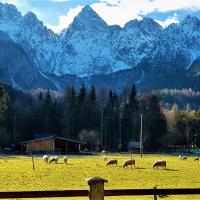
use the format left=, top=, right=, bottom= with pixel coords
left=194, top=157, right=199, bottom=161
left=102, top=150, right=106, bottom=154
left=122, top=159, right=135, bottom=168
left=103, top=156, right=107, bottom=161
left=152, top=160, right=166, bottom=169
left=106, top=159, right=117, bottom=166
left=63, top=156, right=68, bottom=164
left=49, top=156, right=58, bottom=164
left=43, top=155, right=49, bottom=163
left=181, top=156, right=187, bottom=160
left=179, top=155, right=182, bottom=159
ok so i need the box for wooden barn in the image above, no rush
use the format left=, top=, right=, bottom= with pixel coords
left=20, top=135, right=86, bottom=154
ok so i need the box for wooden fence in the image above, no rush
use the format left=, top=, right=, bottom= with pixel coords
left=0, top=177, right=200, bottom=200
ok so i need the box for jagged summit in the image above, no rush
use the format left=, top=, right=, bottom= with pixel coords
left=0, top=2, right=21, bottom=21
left=124, top=17, right=162, bottom=36
left=21, top=11, right=42, bottom=27
left=66, top=5, right=108, bottom=33
left=123, top=19, right=140, bottom=29
left=180, top=15, right=200, bottom=25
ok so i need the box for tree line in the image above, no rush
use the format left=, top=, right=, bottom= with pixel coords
left=0, top=82, right=199, bottom=152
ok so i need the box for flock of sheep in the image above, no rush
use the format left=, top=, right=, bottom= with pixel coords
left=104, top=155, right=200, bottom=170
left=179, top=155, right=199, bottom=161
left=104, top=157, right=166, bottom=169
left=42, top=154, right=200, bottom=170
left=43, top=155, right=68, bottom=164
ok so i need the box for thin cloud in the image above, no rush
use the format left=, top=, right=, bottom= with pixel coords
left=90, top=0, right=200, bottom=27
left=45, top=5, right=83, bottom=33
left=48, top=0, right=71, bottom=2
left=155, top=14, right=179, bottom=28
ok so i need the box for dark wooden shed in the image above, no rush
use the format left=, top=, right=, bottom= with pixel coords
left=20, top=135, right=86, bottom=154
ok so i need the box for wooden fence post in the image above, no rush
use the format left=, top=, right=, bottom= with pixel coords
left=86, top=177, right=108, bottom=200
left=153, top=187, right=157, bottom=200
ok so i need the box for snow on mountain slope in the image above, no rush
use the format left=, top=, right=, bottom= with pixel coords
left=60, top=7, right=164, bottom=76
left=1, top=3, right=200, bottom=91
left=116, top=18, right=162, bottom=67
left=149, top=16, right=200, bottom=71
left=0, top=3, right=62, bottom=74
left=60, top=5, right=126, bottom=76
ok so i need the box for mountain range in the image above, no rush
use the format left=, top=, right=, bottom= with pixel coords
left=0, top=2, right=200, bottom=91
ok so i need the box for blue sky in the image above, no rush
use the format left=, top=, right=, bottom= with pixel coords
left=1, top=0, right=200, bottom=33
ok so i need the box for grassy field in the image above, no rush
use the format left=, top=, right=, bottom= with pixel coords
left=0, top=154, right=200, bottom=200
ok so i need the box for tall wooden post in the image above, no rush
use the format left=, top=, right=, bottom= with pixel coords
left=119, top=114, right=122, bottom=152
left=100, top=110, right=104, bottom=147
left=140, top=114, right=143, bottom=158
left=153, top=187, right=157, bottom=200
left=86, top=177, right=108, bottom=200
left=13, top=113, right=16, bottom=146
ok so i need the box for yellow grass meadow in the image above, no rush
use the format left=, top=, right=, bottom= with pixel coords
left=0, top=154, right=200, bottom=200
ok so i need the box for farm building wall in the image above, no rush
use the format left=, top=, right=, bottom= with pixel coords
left=26, top=138, right=54, bottom=153
left=54, top=139, right=80, bottom=153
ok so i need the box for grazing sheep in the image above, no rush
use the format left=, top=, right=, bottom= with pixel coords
left=43, top=155, right=49, bottom=163
left=179, top=155, right=187, bottom=160
left=49, top=156, right=58, bottom=164
left=63, top=157, right=68, bottom=164
left=181, top=156, right=187, bottom=160
left=194, top=157, right=199, bottom=161
left=103, top=156, right=107, bottom=161
left=152, top=160, right=166, bottom=169
left=102, top=150, right=106, bottom=154
left=122, top=159, right=135, bottom=168
left=106, top=159, right=117, bottom=166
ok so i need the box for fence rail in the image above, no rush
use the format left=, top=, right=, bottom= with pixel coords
left=0, top=177, right=200, bottom=200
left=0, top=190, right=88, bottom=199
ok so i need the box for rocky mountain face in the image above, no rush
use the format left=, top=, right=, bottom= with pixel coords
left=0, top=2, right=200, bottom=91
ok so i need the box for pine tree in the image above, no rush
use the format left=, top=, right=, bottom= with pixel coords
left=144, top=94, right=167, bottom=150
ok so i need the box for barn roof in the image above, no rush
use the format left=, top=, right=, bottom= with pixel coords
left=20, top=135, right=86, bottom=145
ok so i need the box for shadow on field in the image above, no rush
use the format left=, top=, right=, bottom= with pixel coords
left=135, top=167, right=146, bottom=170
left=55, top=163, right=72, bottom=165
left=165, top=168, right=179, bottom=171
left=159, top=194, right=169, bottom=198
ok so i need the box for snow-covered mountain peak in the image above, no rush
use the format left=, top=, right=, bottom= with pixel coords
left=139, top=17, right=162, bottom=34
left=21, top=11, right=42, bottom=27
left=66, top=5, right=108, bottom=33
left=180, top=15, right=200, bottom=26
left=123, top=17, right=162, bottom=36
left=123, top=19, right=140, bottom=30
left=0, top=3, right=21, bottom=21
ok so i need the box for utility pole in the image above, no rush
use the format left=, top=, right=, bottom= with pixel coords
left=100, top=110, right=104, bottom=148
left=119, top=113, right=122, bottom=152
left=66, top=118, right=69, bottom=137
left=13, top=113, right=16, bottom=147
left=140, top=114, right=143, bottom=158
left=186, top=124, right=189, bottom=149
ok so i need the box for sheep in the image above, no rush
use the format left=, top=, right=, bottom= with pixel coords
left=194, top=157, right=199, bottom=161
left=122, top=159, right=135, bottom=168
left=152, top=160, right=166, bottom=169
left=181, top=156, right=187, bottom=160
left=43, top=155, right=49, bottom=163
left=179, top=155, right=187, bottom=160
left=102, top=150, right=106, bottom=154
left=49, top=156, right=58, bottom=164
left=63, top=156, right=68, bottom=164
left=103, top=156, right=107, bottom=161
left=106, top=159, right=117, bottom=166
